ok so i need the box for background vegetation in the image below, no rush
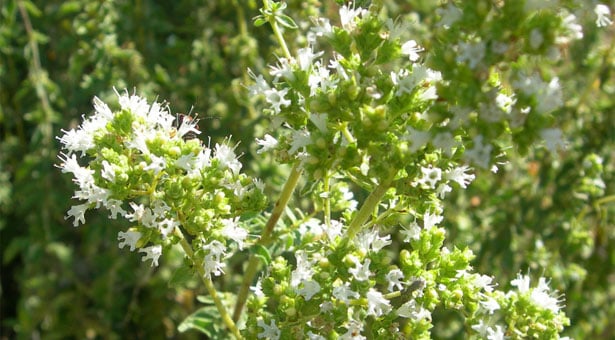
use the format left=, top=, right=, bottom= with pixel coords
left=1, top=0, right=613, bottom=338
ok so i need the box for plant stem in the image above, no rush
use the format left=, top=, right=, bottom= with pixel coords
left=323, top=171, right=331, bottom=228
left=174, top=228, right=243, bottom=339
left=233, top=163, right=302, bottom=321
left=345, top=179, right=392, bottom=241
left=264, top=0, right=292, bottom=60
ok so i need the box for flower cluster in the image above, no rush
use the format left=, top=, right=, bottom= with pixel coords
left=58, top=90, right=267, bottom=270
left=469, top=272, right=569, bottom=339
left=249, top=3, right=446, bottom=184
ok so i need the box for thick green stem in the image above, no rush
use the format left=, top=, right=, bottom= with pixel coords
left=175, top=229, right=243, bottom=339
left=345, top=180, right=392, bottom=241
left=233, top=163, right=302, bottom=321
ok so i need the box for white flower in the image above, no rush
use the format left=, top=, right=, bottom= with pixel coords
left=445, top=165, right=476, bottom=188
left=311, top=17, right=333, bottom=38
left=251, top=278, right=265, bottom=298
left=339, top=320, right=365, bottom=340
left=309, top=62, right=338, bottom=96
left=65, top=203, right=89, bottom=227
left=291, top=251, right=315, bottom=287
left=556, top=13, right=583, bottom=44
left=269, top=57, right=294, bottom=81
left=264, top=87, right=291, bottom=114
left=348, top=257, right=372, bottom=281
left=57, top=153, right=95, bottom=188
left=436, top=3, right=462, bottom=29
left=325, top=219, right=344, bottom=241
left=297, top=47, right=324, bottom=71
left=537, top=77, right=563, bottom=114
left=288, top=128, right=312, bottom=155
left=296, top=280, right=321, bottom=301
left=104, top=199, right=126, bottom=219
left=486, top=325, right=505, bottom=340
left=480, top=295, right=500, bottom=314
left=100, top=160, right=116, bottom=181
left=175, top=154, right=196, bottom=172
left=176, top=115, right=201, bottom=139
left=118, top=230, right=142, bottom=251
left=57, top=124, right=98, bottom=156
left=333, top=282, right=359, bottom=304
left=307, top=331, right=326, bottom=340
left=247, top=68, right=271, bottom=96
left=397, top=299, right=431, bottom=320
left=436, top=183, right=452, bottom=198
left=595, top=4, right=613, bottom=27
left=194, top=148, right=212, bottom=170
left=457, top=40, right=486, bottom=69
left=423, top=211, right=443, bottom=229
left=151, top=200, right=171, bottom=217
left=495, top=92, right=516, bottom=114
left=309, top=113, right=328, bottom=133
left=464, top=135, right=493, bottom=169
left=143, top=154, right=166, bottom=174
left=139, top=245, right=162, bottom=267
left=471, top=320, right=489, bottom=336
left=117, top=89, right=150, bottom=118
left=355, top=229, right=391, bottom=253
left=401, top=40, right=423, bottom=62
left=366, top=289, right=392, bottom=317
left=339, top=3, right=367, bottom=31
left=92, top=96, right=113, bottom=120
left=215, top=142, right=242, bottom=174
left=510, top=273, right=531, bottom=293
left=418, top=165, right=442, bottom=189
left=158, top=218, right=178, bottom=238
left=540, top=128, right=566, bottom=152
left=405, top=127, right=431, bottom=152
left=432, top=132, right=459, bottom=157
left=202, top=240, right=227, bottom=278
left=386, top=269, right=405, bottom=292
left=473, top=274, right=496, bottom=293
left=400, top=221, right=421, bottom=242
left=531, top=277, right=563, bottom=313
left=220, top=217, right=248, bottom=250
left=257, top=319, right=281, bottom=340
left=328, top=54, right=349, bottom=80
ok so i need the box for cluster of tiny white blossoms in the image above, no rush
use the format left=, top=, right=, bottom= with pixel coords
left=470, top=272, right=569, bottom=340
left=58, top=90, right=266, bottom=272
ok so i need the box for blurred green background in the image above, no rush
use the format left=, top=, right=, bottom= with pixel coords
left=1, top=0, right=614, bottom=338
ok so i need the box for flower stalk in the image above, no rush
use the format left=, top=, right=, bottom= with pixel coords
left=233, top=163, right=302, bottom=321
left=175, top=228, right=243, bottom=339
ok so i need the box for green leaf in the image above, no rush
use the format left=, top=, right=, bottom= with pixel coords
left=251, top=244, right=271, bottom=266
left=3, top=236, right=29, bottom=264
left=254, top=16, right=267, bottom=27
left=177, top=306, right=220, bottom=336
left=58, top=1, right=82, bottom=15
left=21, top=0, right=42, bottom=17
left=276, top=14, right=298, bottom=29
left=169, top=263, right=195, bottom=288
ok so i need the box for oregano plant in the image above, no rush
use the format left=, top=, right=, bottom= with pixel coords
left=56, top=1, right=612, bottom=338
